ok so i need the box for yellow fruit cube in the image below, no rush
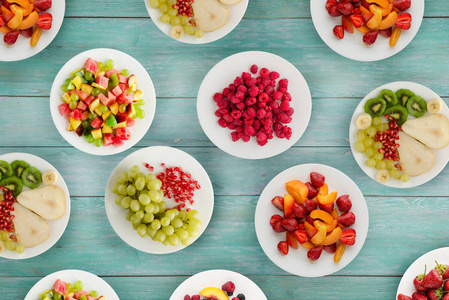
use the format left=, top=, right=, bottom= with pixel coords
left=89, top=98, right=100, bottom=113
left=69, top=117, right=81, bottom=131
left=71, top=75, right=83, bottom=90
left=91, top=128, right=103, bottom=140
left=133, top=89, right=144, bottom=101
left=81, top=83, right=93, bottom=95
left=91, top=82, right=106, bottom=90
left=62, top=93, right=71, bottom=103
left=102, top=110, right=112, bottom=121
left=116, top=121, right=127, bottom=128
left=110, top=102, right=119, bottom=115
left=130, top=83, right=137, bottom=92
left=95, top=108, right=103, bottom=116
left=70, top=68, right=82, bottom=78
left=102, top=125, right=113, bottom=134
left=95, top=71, right=105, bottom=77
left=127, top=103, right=136, bottom=118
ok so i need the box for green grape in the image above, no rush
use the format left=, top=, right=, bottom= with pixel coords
left=147, top=226, right=157, bottom=238
left=121, top=69, right=129, bottom=76
left=69, top=101, right=77, bottom=110
left=71, top=93, right=79, bottom=101
left=114, top=195, right=124, bottom=206
left=127, top=184, right=137, bottom=196
left=145, top=203, right=155, bottom=214
left=92, top=88, right=101, bottom=97
left=375, top=160, right=387, bottom=170
left=130, top=165, right=140, bottom=174
left=152, top=204, right=160, bottom=214
left=372, top=117, right=382, bottom=126
left=148, top=179, right=162, bottom=191
left=135, top=176, right=146, bottom=191
left=159, top=202, right=166, bottom=212
left=114, top=176, right=123, bottom=184
left=137, top=109, right=145, bottom=119
left=179, top=210, right=187, bottom=221
left=377, top=123, right=389, bottom=132
left=162, top=225, right=174, bottom=236
left=137, top=224, right=147, bottom=237
left=118, top=184, right=128, bottom=196
left=98, top=62, right=104, bottom=69
left=186, top=226, right=198, bottom=237
left=84, top=71, right=93, bottom=81
left=373, top=141, right=383, bottom=151
left=159, top=0, right=167, bottom=3
left=148, top=190, right=161, bottom=203
left=125, top=210, right=134, bottom=221
left=366, top=126, right=377, bottom=137
left=167, top=0, right=176, bottom=4
left=132, top=221, right=142, bottom=230
left=138, top=99, right=145, bottom=106
left=363, top=137, right=374, bottom=147
left=160, top=14, right=171, bottom=23
left=162, top=240, right=170, bottom=246
left=151, top=219, right=161, bottom=230
left=135, top=210, right=144, bottom=220
left=75, top=281, right=83, bottom=291
left=160, top=217, right=170, bottom=227
left=99, top=105, right=108, bottom=113
left=139, top=194, right=151, bottom=205
left=187, top=210, right=199, bottom=219
left=130, top=200, right=141, bottom=212
left=386, top=159, right=395, bottom=170
left=184, top=25, right=195, bottom=36
left=170, top=16, right=181, bottom=26
left=145, top=173, right=156, bottom=183
left=61, top=84, right=69, bottom=92
left=149, top=0, right=159, bottom=8
left=354, top=141, right=365, bottom=153
left=155, top=231, right=166, bottom=242
left=15, top=244, right=25, bottom=254
left=176, top=228, right=188, bottom=240
left=1, top=231, right=9, bottom=241
left=373, top=152, right=384, bottom=161
left=119, top=104, right=127, bottom=113
left=181, top=238, right=191, bottom=247
left=364, top=147, right=374, bottom=158
left=129, top=214, right=140, bottom=225
left=120, top=171, right=129, bottom=182
left=165, top=210, right=175, bottom=221
left=356, top=129, right=366, bottom=141
left=365, top=158, right=376, bottom=168
left=168, top=234, right=179, bottom=246
left=171, top=218, right=183, bottom=229
left=168, top=8, right=178, bottom=17
left=194, top=29, right=204, bottom=38
left=55, top=294, right=63, bottom=300
left=67, top=283, right=74, bottom=292
left=90, top=291, right=99, bottom=298
left=390, top=169, right=401, bottom=180
left=189, top=219, right=202, bottom=230
left=173, top=209, right=179, bottom=217
left=106, top=59, right=114, bottom=69
left=120, top=196, right=132, bottom=209
left=94, top=139, right=102, bottom=147
left=143, top=212, right=154, bottom=223
left=180, top=15, right=189, bottom=26
left=400, top=174, right=410, bottom=182
left=159, top=3, right=169, bottom=13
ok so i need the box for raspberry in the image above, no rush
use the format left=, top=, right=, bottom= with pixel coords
left=213, top=92, right=223, bottom=102
left=244, top=125, right=256, bottom=136
left=233, top=118, right=243, bottom=126
left=237, top=85, right=247, bottom=93
left=260, top=68, right=270, bottom=78
left=272, top=91, right=282, bottom=100
left=276, top=131, right=286, bottom=139
left=231, top=110, right=242, bottom=119
left=269, top=71, right=280, bottom=80
left=256, top=131, right=267, bottom=142
left=250, top=64, right=258, bottom=74
left=273, top=122, right=283, bottom=132
left=283, top=92, right=292, bottom=101
left=184, top=295, right=191, bottom=300
left=218, top=118, right=228, bottom=128
left=228, top=83, right=236, bottom=92
left=257, top=108, right=266, bottom=119
left=191, top=295, right=200, bottom=300
left=238, top=133, right=250, bottom=142
left=278, top=86, right=287, bottom=93
left=277, top=113, right=292, bottom=124
left=226, top=92, right=234, bottom=100
left=244, top=118, right=254, bottom=125
left=258, top=92, right=269, bottom=102
left=257, top=140, right=268, bottom=146
left=269, top=101, right=279, bottom=110
left=234, top=76, right=244, bottom=86
left=286, top=107, right=294, bottom=116
left=279, top=79, right=289, bottom=88
left=235, top=126, right=243, bottom=133
left=261, top=78, right=271, bottom=87
left=280, top=101, right=290, bottom=111
left=264, top=85, right=274, bottom=95
left=248, top=86, right=259, bottom=97
left=230, top=96, right=240, bottom=104
left=246, top=107, right=256, bottom=118
left=253, top=119, right=261, bottom=130
left=217, top=99, right=229, bottom=109
left=245, top=97, right=256, bottom=106
left=235, top=91, right=245, bottom=100
left=241, top=72, right=251, bottom=80
left=245, top=77, right=257, bottom=87
left=227, top=122, right=236, bottom=130
left=223, top=113, right=233, bottom=123
left=222, top=281, right=236, bottom=294
left=222, top=87, right=230, bottom=97
left=215, top=109, right=223, bottom=118
left=231, top=131, right=239, bottom=142
left=235, top=102, right=245, bottom=110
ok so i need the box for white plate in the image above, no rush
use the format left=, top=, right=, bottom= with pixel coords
left=396, top=247, right=449, bottom=298
left=144, top=0, right=248, bottom=44
left=50, top=48, right=156, bottom=156
left=310, top=0, right=424, bottom=61
left=25, top=269, right=119, bottom=300
left=105, top=146, right=214, bottom=254
left=349, top=81, right=449, bottom=188
left=255, top=163, right=369, bottom=277
left=197, top=51, right=312, bottom=159
left=0, top=152, right=70, bottom=259
left=0, top=1, right=65, bottom=62
left=170, top=269, right=267, bottom=300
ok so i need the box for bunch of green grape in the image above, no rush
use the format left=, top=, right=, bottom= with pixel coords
left=112, top=165, right=202, bottom=246
left=0, top=230, right=25, bottom=254
left=354, top=117, right=409, bottom=182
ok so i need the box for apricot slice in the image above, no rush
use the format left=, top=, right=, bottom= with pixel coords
left=286, top=231, right=298, bottom=249
left=310, top=209, right=334, bottom=225
left=310, top=225, right=326, bottom=245
left=377, top=11, right=398, bottom=30
left=285, top=180, right=308, bottom=204
left=7, top=9, right=23, bottom=29
left=369, top=3, right=393, bottom=17
left=10, top=3, right=34, bottom=17
left=1, top=5, right=15, bottom=22
left=360, top=5, right=374, bottom=22
left=366, top=0, right=389, bottom=9
left=5, top=0, right=30, bottom=9
left=17, top=10, right=37, bottom=30
left=334, top=242, right=346, bottom=262
left=389, top=26, right=401, bottom=47
left=300, top=241, right=315, bottom=250
left=283, top=194, right=295, bottom=218
left=318, top=183, right=328, bottom=196
left=330, top=208, right=339, bottom=219
left=322, top=227, right=342, bottom=246
left=316, top=190, right=338, bottom=205
left=304, top=221, right=318, bottom=238
left=355, top=25, right=370, bottom=34
left=313, top=219, right=337, bottom=233
left=199, top=287, right=229, bottom=300
left=366, top=9, right=382, bottom=29
left=30, top=26, right=41, bottom=47
left=0, top=25, right=11, bottom=34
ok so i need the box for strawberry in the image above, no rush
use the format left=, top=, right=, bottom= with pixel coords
left=393, top=0, right=411, bottom=11
left=328, top=5, right=342, bottom=17
left=411, top=293, right=428, bottom=300
left=19, top=28, right=33, bottom=38
left=293, top=229, right=308, bottom=244
left=422, top=269, right=443, bottom=289
left=270, top=214, right=283, bottom=227
left=426, top=288, right=444, bottom=300
left=413, top=275, right=428, bottom=293
left=443, top=293, right=449, bottom=300
left=349, top=14, right=364, bottom=28
left=305, top=182, right=319, bottom=198
left=304, top=199, right=317, bottom=213
left=363, top=31, right=379, bottom=45
left=4, top=30, right=19, bottom=46
left=307, top=246, right=323, bottom=261
left=361, top=0, right=370, bottom=9
left=396, top=12, right=412, bottom=30
left=337, top=2, right=354, bottom=15
left=337, top=211, right=356, bottom=227
left=293, top=202, right=306, bottom=219
left=435, top=261, right=449, bottom=280
left=318, top=202, right=334, bottom=214
left=277, top=241, right=288, bottom=255
left=34, top=0, right=52, bottom=12
left=271, top=196, right=284, bottom=211
left=36, top=12, right=53, bottom=30
left=272, top=221, right=286, bottom=233
left=379, top=28, right=393, bottom=38
left=325, top=0, right=338, bottom=11
left=310, top=172, right=325, bottom=188
left=336, top=194, right=352, bottom=212
left=443, top=280, right=449, bottom=291
left=280, top=218, right=299, bottom=232
left=339, top=228, right=356, bottom=246
left=0, top=15, right=4, bottom=27
left=286, top=231, right=298, bottom=249
left=323, top=243, right=337, bottom=254
left=397, top=294, right=412, bottom=300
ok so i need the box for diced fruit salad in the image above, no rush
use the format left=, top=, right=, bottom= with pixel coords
left=1, top=0, right=53, bottom=46
left=397, top=261, right=449, bottom=300
left=112, top=163, right=201, bottom=247
left=270, top=172, right=357, bottom=263
left=326, top=0, right=412, bottom=46
left=213, top=64, right=294, bottom=146
left=38, top=279, right=104, bottom=300
left=184, top=281, right=246, bottom=300
left=58, top=58, right=146, bottom=148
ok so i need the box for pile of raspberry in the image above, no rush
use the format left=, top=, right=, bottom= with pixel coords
left=213, top=64, right=294, bottom=146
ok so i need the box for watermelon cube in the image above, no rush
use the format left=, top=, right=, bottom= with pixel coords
left=118, top=83, right=128, bottom=93
left=98, top=93, right=111, bottom=106
left=95, top=75, right=109, bottom=89
left=77, top=101, right=88, bottom=112
left=118, top=74, right=128, bottom=83
left=69, top=109, right=84, bottom=120
left=126, top=117, right=135, bottom=127
left=58, top=103, right=72, bottom=116
left=91, top=117, right=103, bottom=129
left=107, top=91, right=116, bottom=102
left=105, top=68, right=120, bottom=78
left=84, top=95, right=95, bottom=105
left=70, top=89, right=89, bottom=101
left=103, top=133, right=115, bottom=146
left=53, top=279, right=68, bottom=295
left=84, top=58, right=98, bottom=74
left=112, top=136, right=124, bottom=147
left=116, top=127, right=131, bottom=140
left=74, top=290, right=89, bottom=299
left=116, top=92, right=133, bottom=105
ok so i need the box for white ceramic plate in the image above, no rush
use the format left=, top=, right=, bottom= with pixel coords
left=0, top=152, right=70, bottom=259
left=144, top=0, right=248, bottom=44
left=105, top=146, right=214, bottom=254
left=255, top=163, right=369, bottom=277
left=310, top=0, right=424, bottom=61
left=50, top=48, right=156, bottom=156
left=396, top=247, right=449, bottom=298
left=349, top=81, right=449, bottom=188
left=25, top=269, right=119, bottom=300
left=0, top=1, right=65, bottom=62
left=197, top=51, right=312, bottom=159
left=170, top=269, right=267, bottom=300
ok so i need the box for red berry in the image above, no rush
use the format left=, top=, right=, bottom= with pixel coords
left=427, top=289, right=443, bottom=300
left=293, top=229, right=308, bottom=243
left=222, top=281, right=235, bottom=293
left=280, top=218, right=299, bottom=232
left=327, top=5, right=342, bottom=17
left=272, top=221, right=286, bottom=233
left=191, top=295, right=201, bottom=300
left=323, top=243, right=337, bottom=254
left=184, top=295, right=191, bottom=300
left=325, top=0, right=338, bottom=11
left=336, top=194, right=352, bottom=213
left=379, top=28, right=393, bottom=38
left=0, top=15, right=4, bottom=27
left=4, top=30, right=19, bottom=46
left=413, top=276, right=427, bottom=293
left=34, top=0, right=52, bottom=11
left=277, top=241, right=289, bottom=255
left=337, top=2, right=354, bottom=15
left=270, top=214, right=283, bottom=227
left=271, top=196, right=284, bottom=210
left=363, top=30, right=379, bottom=45
left=422, top=269, right=443, bottom=289
left=337, top=211, right=356, bottom=227
left=36, top=12, right=53, bottom=30
left=304, top=199, right=318, bottom=213
left=393, top=0, right=411, bottom=11
left=250, top=64, right=258, bottom=74
left=412, top=292, right=428, bottom=300
left=293, top=202, right=306, bottom=219
left=307, top=246, right=323, bottom=261
left=349, top=14, right=364, bottom=28
left=318, top=202, right=334, bottom=214
left=396, top=12, right=412, bottom=30
left=339, top=228, right=356, bottom=246
left=305, top=182, right=319, bottom=198
left=397, top=294, right=412, bottom=300
left=310, top=172, right=325, bottom=188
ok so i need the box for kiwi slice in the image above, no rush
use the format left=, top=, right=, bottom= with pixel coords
left=378, top=89, right=398, bottom=107
left=0, top=176, right=23, bottom=197
left=0, top=160, right=13, bottom=179
left=406, top=95, right=428, bottom=118
left=384, top=105, right=408, bottom=126
left=396, top=89, right=415, bottom=107
left=11, top=160, right=30, bottom=178
left=21, top=167, right=42, bottom=189
left=364, top=98, right=387, bottom=118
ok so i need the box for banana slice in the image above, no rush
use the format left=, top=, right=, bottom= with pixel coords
left=356, top=113, right=372, bottom=130
left=376, top=170, right=390, bottom=183
left=171, top=26, right=184, bottom=39
left=427, top=98, right=443, bottom=114
left=0, top=241, right=4, bottom=254
left=42, top=170, right=58, bottom=185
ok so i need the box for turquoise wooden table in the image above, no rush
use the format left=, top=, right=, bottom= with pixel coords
left=1, top=0, right=449, bottom=299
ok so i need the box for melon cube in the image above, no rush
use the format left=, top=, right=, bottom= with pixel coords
left=69, top=117, right=81, bottom=131
left=91, top=128, right=103, bottom=140
left=84, top=58, right=98, bottom=74
left=89, top=98, right=100, bottom=113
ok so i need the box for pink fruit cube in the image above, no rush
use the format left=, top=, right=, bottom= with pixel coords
left=91, top=117, right=103, bottom=129
left=105, top=68, right=120, bottom=78
left=116, top=127, right=131, bottom=140
left=84, top=58, right=98, bottom=74
left=77, top=101, right=88, bottom=111
left=103, top=133, right=115, bottom=146
left=74, top=290, right=89, bottom=299
left=84, top=95, right=95, bottom=105
left=53, top=279, right=67, bottom=295
left=112, top=136, right=124, bottom=147
left=107, top=91, right=117, bottom=102
left=112, top=85, right=122, bottom=97
left=118, top=74, right=128, bottom=83
left=98, top=93, right=111, bottom=106
left=70, top=89, right=88, bottom=101
left=116, top=92, right=133, bottom=105
left=118, top=83, right=128, bottom=93
left=58, top=103, right=71, bottom=116
left=69, top=109, right=84, bottom=120
left=126, top=117, right=135, bottom=127
left=95, top=75, right=109, bottom=89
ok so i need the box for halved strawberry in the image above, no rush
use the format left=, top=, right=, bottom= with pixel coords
left=342, top=15, right=354, bottom=33
left=34, top=0, right=52, bottom=11
left=293, top=229, right=308, bottom=244
left=277, top=241, right=289, bottom=255
left=36, top=12, right=53, bottom=30
left=280, top=218, right=299, bottom=232
left=379, top=28, right=392, bottom=38
left=339, top=228, right=356, bottom=246
left=393, top=0, right=411, bottom=11
left=349, top=14, right=364, bottom=28
left=286, top=231, right=298, bottom=249
left=270, top=214, right=283, bottom=227
left=271, top=196, right=284, bottom=211
left=333, top=25, right=344, bottom=39
left=396, top=12, right=412, bottom=30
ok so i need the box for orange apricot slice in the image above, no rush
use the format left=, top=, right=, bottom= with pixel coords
left=283, top=193, right=295, bottom=218
left=355, top=25, right=370, bottom=34
left=310, top=209, right=334, bottom=225
left=366, top=9, right=382, bottom=29
left=377, top=11, right=398, bottom=30
left=389, top=26, right=401, bottom=47
left=310, top=225, right=326, bottom=245
left=366, top=0, right=389, bottom=9
left=199, top=287, right=229, bottom=300
left=316, top=190, right=338, bottom=205
left=0, top=25, right=11, bottom=34
left=322, top=227, right=342, bottom=246
left=1, top=5, right=15, bottom=22
left=16, top=10, right=37, bottom=30
left=369, top=3, right=393, bottom=17
left=360, top=6, right=374, bottom=22
left=286, top=231, right=298, bottom=249
left=314, top=219, right=337, bottom=233
left=285, top=180, right=308, bottom=204
left=10, top=3, right=34, bottom=17
left=304, top=221, right=318, bottom=238
left=30, top=26, right=41, bottom=47
left=330, top=208, right=339, bottom=219
left=300, top=241, right=315, bottom=250
left=6, top=0, right=30, bottom=9
left=7, top=8, right=23, bottom=29
left=318, top=183, right=328, bottom=196
left=334, top=242, right=346, bottom=262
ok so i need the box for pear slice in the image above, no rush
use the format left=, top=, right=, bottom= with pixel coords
left=397, top=131, right=435, bottom=176
left=192, top=0, right=230, bottom=32
left=11, top=202, right=50, bottom=248
left=17, top=185, right=66, bottom=221
left=402, top=113, right=449, bottom=149
left=218, top=0, right=242, bottom=5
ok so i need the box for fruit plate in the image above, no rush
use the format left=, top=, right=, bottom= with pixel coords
left=310, top=0, right=424, bottom=61
left=0, top=152, right=70, bottom=260
left=144, top=0, right=249, bottom=44
left=254, top=163, right=369, bottom=277
left=396, top=247, right=449, bottom=298
left=169, top=269, right=267, bottom=300
left=24, top=269, right=119, bottom=300
left=349, top=81, right=449, bottom=188
left=105, top=146, right=214, bottom=254
left=0, top=0, right=65, bottom=62
left=49, top=48, right=156, bottom=156
left=197, top=51, right=312, bottom=159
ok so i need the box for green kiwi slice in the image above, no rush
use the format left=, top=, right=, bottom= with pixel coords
left=378, top=89, right=398, bottom=107
left=21, top=167, right=42, bottom=189
left=11, top=160, right=30, bottom=178
left=396, top=89, right=415, bottom=107
left=0, top=176, right=23, bottom=197
left=0, top=161, right=13, bottom=179
left=364, top=98, right=387, bottom=118
left=406, top=95, right=428, bottom=118
left=384, top=105, right=409, bottom=126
